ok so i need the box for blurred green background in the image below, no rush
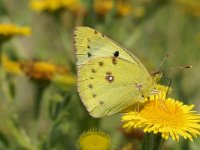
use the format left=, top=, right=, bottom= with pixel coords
left=0, top=0, right=200, bottom=149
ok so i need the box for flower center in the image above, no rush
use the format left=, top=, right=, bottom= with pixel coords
left=140, top=99, right=185, bottom=129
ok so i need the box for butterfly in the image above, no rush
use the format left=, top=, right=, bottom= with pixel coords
left=74, top=26, right=159, bottom=118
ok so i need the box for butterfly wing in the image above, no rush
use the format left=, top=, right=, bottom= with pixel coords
left=77, top=57, right=153, bottom=117
left=74, top=26, right=155, bottom=118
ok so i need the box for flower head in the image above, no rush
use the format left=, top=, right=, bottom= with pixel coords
left=2, top=55, right=23, bottom=75
left=116, top=0, right=132, bottom=16
left=93, top=0, right=114, bottom=16
left=122, top=92, right=200, bottom=141
left=0, top=24, right=31, bottom=43
left=30, top=0, right=83, bottom=13
left=0, top=24, right=31, bottom=36
left=78, top=129, right=111, bottom=150
left=20, top=60, right=70, bottom=81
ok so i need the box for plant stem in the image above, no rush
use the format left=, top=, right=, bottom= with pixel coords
left=142, top=133, right=164, bottom=150
left=33, top=81, right=48, bottom=119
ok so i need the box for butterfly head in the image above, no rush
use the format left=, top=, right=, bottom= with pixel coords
left=151, top=70, right=162, bottom=83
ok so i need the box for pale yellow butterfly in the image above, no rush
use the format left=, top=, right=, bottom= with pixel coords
left=74, top=26, right=157, bottom=118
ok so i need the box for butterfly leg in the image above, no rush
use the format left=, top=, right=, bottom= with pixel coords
left=135, top=83, right=145, bottom=98
left=135, top=102, right=140, bottom=112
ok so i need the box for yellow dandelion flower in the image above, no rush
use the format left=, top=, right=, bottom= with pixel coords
left=78, top=129, right=111, bottom=150
left=0, top=24, right=31, bottom=37
left=20, top=60, right=70, bottom=80
left=2, top=55, right=23, bottom=75
left=116, top=0, right=132, bottom=16
left=122, top=92, right=200, bottom=141
left=94, top=0, right=114, bottom=16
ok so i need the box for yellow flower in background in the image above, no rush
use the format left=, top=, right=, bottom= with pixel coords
left=2, top=55, right=23, bottom=75
left=94, top=0, right=114, bottom=16
left=61, top=0, right=83, bottom=12
left=132, top=6, right=145, bottom=18
left=30, top=0, right=60, bottom=11
left=20, top=60, right=70, bottom=81
left=122, top=143, right=134, bottom=150
left=175, top=0, right=200, bottom=17
left=78, top=129, right=111, bottom=150
left=0, top=24, right=31, bottom=37
left=116, top=0, right=132, bottom=16
left=2, top=57, right=75, bottom=85
left=122, top=92, right=200, bottom=141
left=30, top=0, right=83, bottom=13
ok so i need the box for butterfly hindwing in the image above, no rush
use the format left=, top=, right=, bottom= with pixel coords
left=77, top=57, right=153, bottom=117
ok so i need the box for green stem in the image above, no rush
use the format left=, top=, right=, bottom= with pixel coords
left=142, top=133, right=164, bottom=150
left=181, top=140, right=189, bottom=150
left=0, top=43, right=2, bottom=66
left=33, top=82, right=48, bottom=119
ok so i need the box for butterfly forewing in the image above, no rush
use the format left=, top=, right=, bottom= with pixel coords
left=74, top=27, right=147, bottom=71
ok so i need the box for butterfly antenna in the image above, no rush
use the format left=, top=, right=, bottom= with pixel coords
left=157, top=54, right=170, bottom=70
left=169, top=65, right=192, bottom=70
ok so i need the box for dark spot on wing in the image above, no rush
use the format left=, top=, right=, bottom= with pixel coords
left=92, top=69, right=96, bottom=73
left=89, top=84, right=93, bottom=89
left=87, top=52, right=92, bottom=57
left=112, top=58, right=117, bottom=65
left=87, top=45, right=90, bottom=49
left=105, top=75, right=114, bottom=83
left=94, top=30, right=98, bottom=34
left=114, top=51, right=119, bottom=57
left=99, top=61, right=104, bottom=66
left=106, top=72, right=111, bottom=75
left=105, top=72, right=114, bottom=83
left=90, top=77, right=94, bottom=79
left=92, top=94, right=96, bottom=98
left=99, top=101, right=104, bottom=105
